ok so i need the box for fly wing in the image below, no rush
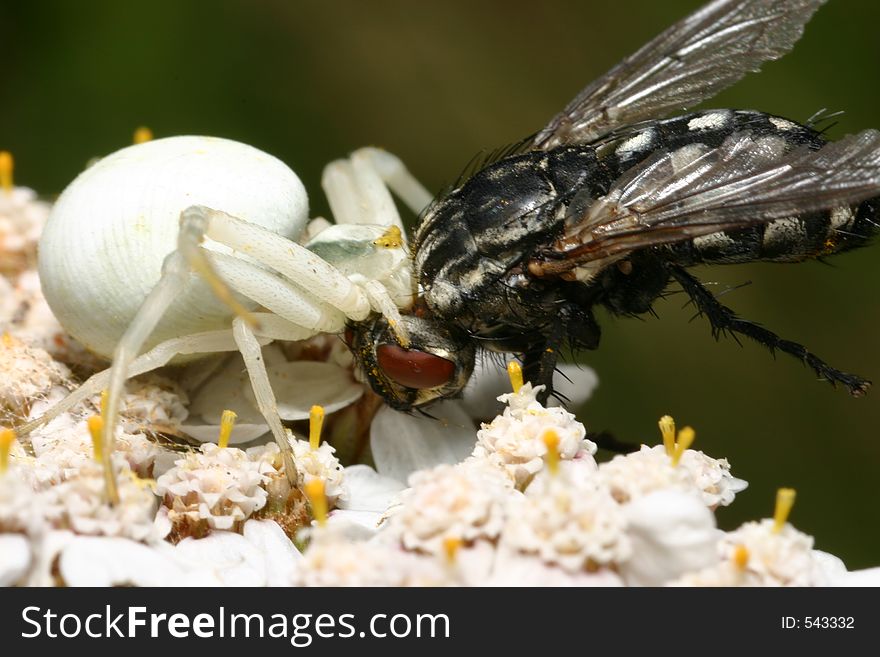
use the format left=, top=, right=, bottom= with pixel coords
left=532, top=130, right=880, bottom=277
left=532, top=0, right=826, bottom=149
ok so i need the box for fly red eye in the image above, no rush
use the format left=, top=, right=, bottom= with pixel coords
left=376, top=344, right=456, bottom=389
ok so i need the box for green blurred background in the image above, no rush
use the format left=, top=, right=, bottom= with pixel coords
left=2, top=0, right=878, bottom=567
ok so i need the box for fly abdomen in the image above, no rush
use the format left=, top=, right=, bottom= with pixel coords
left=679, top=199, right=879, bottom=266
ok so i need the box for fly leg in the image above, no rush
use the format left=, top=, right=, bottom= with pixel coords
left=669, top=265, right=871, bottom=396
left=522, top=342, right=560, bottom=405
left=521, top=304, right=600, bottom=403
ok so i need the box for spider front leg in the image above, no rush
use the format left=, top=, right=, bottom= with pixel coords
left=313, top=147, right=433, bottom=343
left=321, top=147, right=433, bottom=229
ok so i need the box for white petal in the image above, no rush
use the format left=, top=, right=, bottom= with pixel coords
left=462, top=354, right=598, bottom=419
left=187, top=354, right=267, bottom=425
left=186, top=346, right=363, bottom=423
left=461, top=353, right=511, bottom=419
left=59, top=537, right=185, bottom=587
left=0, top=534, right=32, bottom=586
left=243, top=519, right=302, bottom=587
left=619, top=489, right=720, bottom=587
left=551, top=364, right=599, bottom=409
left=831, top=566, right=880, bottom=587
left=454, top=540, right=497, bottom=586
left=487, top=546, right=624, bottom=587
left=26, top=530, right=77, bottom=586
left=812, top=549, right=848, bottom=582
left=370, top=401, right=476, bottom=482
left=173, top=531, right=267, bottom=586
left=337, top=464, right=405, bottom=512
left=326, top=510, right=384, bottom=539
left=244, top=360, right=363, bottom=420
left=179, top=422, right=269, bottom=445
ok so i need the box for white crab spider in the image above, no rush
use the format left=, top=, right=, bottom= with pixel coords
left=15, top=135, right=432, bottom=488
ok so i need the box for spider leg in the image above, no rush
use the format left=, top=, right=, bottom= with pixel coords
left=232, top=317, right=297, bottom=484
left=14, top=313, right=312, bottom=476
left=192, top=206, right=371, bottom=321
left=318, top=148, right=432, bottom=345
left=668, top=265, right=871, bottom=396
left=15, top=329, right=241, bottom=439
left=322, top=147, right=432, bottom=228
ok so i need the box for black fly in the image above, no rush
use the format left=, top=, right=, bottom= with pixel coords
left=348, top=0, right=880, bottom=410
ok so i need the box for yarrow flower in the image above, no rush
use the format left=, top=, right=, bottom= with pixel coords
left=382, top=460, right=512, bottom=557
left=0, top=336, right=71, bottom=419
left=156, top=443, right=276, bottom=535
left=501, top=462, right=631, bottom=573
left=715, top=489, right=839, bottom=586
left=39, top=465, right=163, bottom=542
left=598, top=418, right=746, bottom=508
left=472, top=367, right=597, bottom=490
left=0, top=155, right=51, bottom=275
left=286, top=438, right=347, bottom=504
left=599, top=446, right=697, bottom=504
left=292, top=527, right=446, bottom=586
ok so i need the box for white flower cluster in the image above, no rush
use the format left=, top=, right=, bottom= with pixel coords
left=501, top=462, right=631, bottom=573
left=0, top=270, right=76, bottom=359
left=292, top=528, right=444, bottom=587
left=1, top=458, right=161, bottom=556
left=381, top=459, right=511, bottom=557
left=473, top=382, right=597, bottom=489
left=0, top=337, right=71, bottom=418
left=156, top=443, right=276, bottom=532
left=0, top=185, right=50, bottom=265
left=670, top=518, right=849, bottom=588
left=114, top=377, right=189, bottom=434
left=39, top=467, right=162, bottom=542
left=18, top=384, right=169, bottom=487
left=292, top=441, right=347, bottom=504
left=599, top=444, right=747, bottom=508
left=719, top=520, right=841, bottom=586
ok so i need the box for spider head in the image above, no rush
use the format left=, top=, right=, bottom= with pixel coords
left=346, top=312, right=475, bottom=411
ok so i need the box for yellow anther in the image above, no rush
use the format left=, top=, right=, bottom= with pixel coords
left=542, top=428, right=561, bottom=475
left=304, top=478, right=328, bottom=527
left=442, top=536, right=463, bottom=564
left=86, top=415, right=119, bottom=505
left=133, top=126, right=154, bottom=144
left=0, top=151, right=13, bottom=192
left=373, top=225, right=404, bottom=249
left=87, top=415, right=105, bottom=462
left=773, top=488, right=796, bottom=533
left=217, top=409, right=237, bottom=449
left=309, top=405, right=325, bottom=451
left=1, top=332, right=14, bottom=348
left=671, top=426, right=695, bottom=466
left=658, top=415, right=676, bottom=457
left=732, top=544, right=750, bottom=570
left=507, top=361, right=523, bottom=394
left=0, top=428, right=15, bottom=473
